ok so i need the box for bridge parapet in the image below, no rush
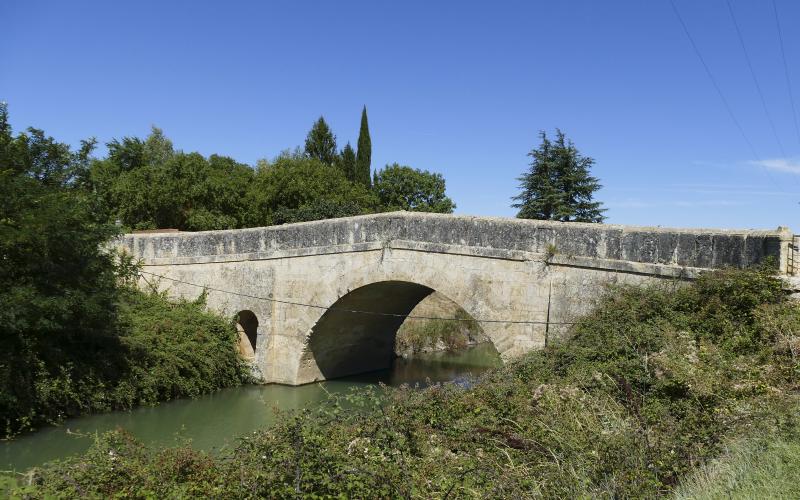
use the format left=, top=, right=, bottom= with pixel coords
left=118, top=212, right=789, bottom=274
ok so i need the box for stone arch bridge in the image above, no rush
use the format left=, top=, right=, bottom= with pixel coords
left=117, top=212, right=796, bottom=385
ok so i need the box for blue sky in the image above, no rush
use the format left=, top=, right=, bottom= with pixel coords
left=2, top=0, right=799, bottom=229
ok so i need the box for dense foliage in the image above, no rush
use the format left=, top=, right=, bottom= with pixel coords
left=1, top=286, right=250, bottom=438
left=91, top=128, right=254, bottom=231
left=0, top=107, right=250, bottom=437
left=335, top=142, right=357, bottom=183
left=245, top=153, right=379, bottom=226
left=9, top=266, right=798, bottom=497
left=513, top=129, right=605, bottom=222
left=303, top=117, right=338, bottom=166
left=0, top=102, right=122, bottom=436
left=86, top=109, right=454, bottom=231
left=373, top=163, right=456, bottom=213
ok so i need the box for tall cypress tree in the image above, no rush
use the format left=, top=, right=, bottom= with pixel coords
left=355, top=106, right=372, bottom=188
left=512, top=129, right=605, bottom=223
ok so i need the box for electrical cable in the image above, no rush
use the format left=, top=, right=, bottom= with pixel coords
left=668, top=0, right=786, bottom=189
left=726, top=0, right=786, bottom=157
left=772, top=0, right=800, bottom=147
left=137, top=269, right=579, bottom=326
left=668, top=0, right=762, bottom=161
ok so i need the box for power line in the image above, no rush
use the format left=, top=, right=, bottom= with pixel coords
left=726, top=0, right=786, bottom=158
left=668, top=0, right=788, bottom=189
left=668, top=0, right=761, bottom=161
left=137, top=269, right=579, bottom=326
left=772, top=0, right=800, bottom=147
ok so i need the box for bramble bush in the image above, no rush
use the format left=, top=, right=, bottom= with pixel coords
left=7, top=266, right=799, bottom=497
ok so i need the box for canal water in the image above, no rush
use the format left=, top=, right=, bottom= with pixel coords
left=1, top=344, right=501, bottom=472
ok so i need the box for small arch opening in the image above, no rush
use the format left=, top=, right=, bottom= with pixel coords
left=236, top=310, right=258, bottom=361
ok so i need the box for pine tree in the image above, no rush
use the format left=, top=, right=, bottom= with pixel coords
left=337, top=142, right=357, bottom=182
left=304, top=117, right=337, bottom=165
left=355, top=106, right=372, bottom=188
left=512, top=130, right=605, bottom=223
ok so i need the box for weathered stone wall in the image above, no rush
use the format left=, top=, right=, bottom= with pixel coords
left=116, top=212, right=792, bottom=385
left=117, top=212, right=790, bottom=272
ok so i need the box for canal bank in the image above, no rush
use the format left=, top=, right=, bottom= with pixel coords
left=2, top=344, right=500, bottom=471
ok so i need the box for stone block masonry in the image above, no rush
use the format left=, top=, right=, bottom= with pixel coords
left=116, top=212, right=793, bottom=384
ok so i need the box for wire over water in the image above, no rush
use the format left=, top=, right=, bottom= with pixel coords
left=137, top=269, right=579, bottom=326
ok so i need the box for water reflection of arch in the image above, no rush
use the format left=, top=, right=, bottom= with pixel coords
left=236, top=310, right=259, bottom=361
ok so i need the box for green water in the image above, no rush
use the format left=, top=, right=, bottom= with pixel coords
left=1, top=344, right=501, bottom=472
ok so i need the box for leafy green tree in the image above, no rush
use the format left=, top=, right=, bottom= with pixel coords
left=356, top=106, right=371, bottom=188
left=0, top=106, right=251, bottom=436
left=106, top=136, right=146, bottom=172
left=512, top=129, right=605, bottom=222
left=142, top=126, right=175, bottom=165
left=90, top=128, right=253, bottom=231
left=304, top=117, right=337, bottom=165
left=245, top=153, right=377, bottom=226
left=373, top=163, right=455, bottom=213
left=0, top=103, right=127, bottom=433
left=336, top=142, right=357, bottom=182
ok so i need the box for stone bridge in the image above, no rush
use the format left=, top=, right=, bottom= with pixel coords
left=117, top=212, right=796, bottom=385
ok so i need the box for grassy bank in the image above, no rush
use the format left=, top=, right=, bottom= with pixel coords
left=0, top=287, right=251, bottom=439
left=673, top=432, right=800, bottom=499
left=4, top=266, right=799, bottom=498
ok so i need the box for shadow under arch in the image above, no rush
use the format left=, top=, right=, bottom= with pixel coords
left=306, top=280, right=486, bottom=380
left=236, top=310, right=259, bottom=361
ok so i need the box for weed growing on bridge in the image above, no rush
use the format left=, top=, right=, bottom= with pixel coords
left=6, top=266, right=799, bottom=498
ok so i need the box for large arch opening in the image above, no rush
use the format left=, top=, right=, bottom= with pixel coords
left=305, top=281, right=495, bottom=381
left=236, top=310, right=258, bottom=361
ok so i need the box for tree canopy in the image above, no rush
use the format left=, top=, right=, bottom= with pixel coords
left=336, top=142, right=357, bottom=182
left=83, top=109, right=456, bottom=230
left=512, top=129, right=605, bottom=223
left=246, top=153, right=378, bottom=226
left=304, top=117, right=338, bottom=166
left=0, top=105, right=252, bottom=436
left=373, top=163, right=455, bottom=213
left=0, top=103, right=127, bottom=432
left=90, top=127, right=254, bottom=231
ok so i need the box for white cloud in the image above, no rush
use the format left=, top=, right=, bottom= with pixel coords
left=749, top=158, right=800, bottom=175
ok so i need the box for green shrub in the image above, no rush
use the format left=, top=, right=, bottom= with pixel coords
left=9, top=267, right=800, bottom=497
left=397, top=310, right=481, bottom=354
left=0, top=287, right=250, bottom=438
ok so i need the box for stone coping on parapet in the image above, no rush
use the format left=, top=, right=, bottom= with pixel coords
left=124, top=211, right=790, bottom=237
left=115, top=211, right=791, bottom=272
